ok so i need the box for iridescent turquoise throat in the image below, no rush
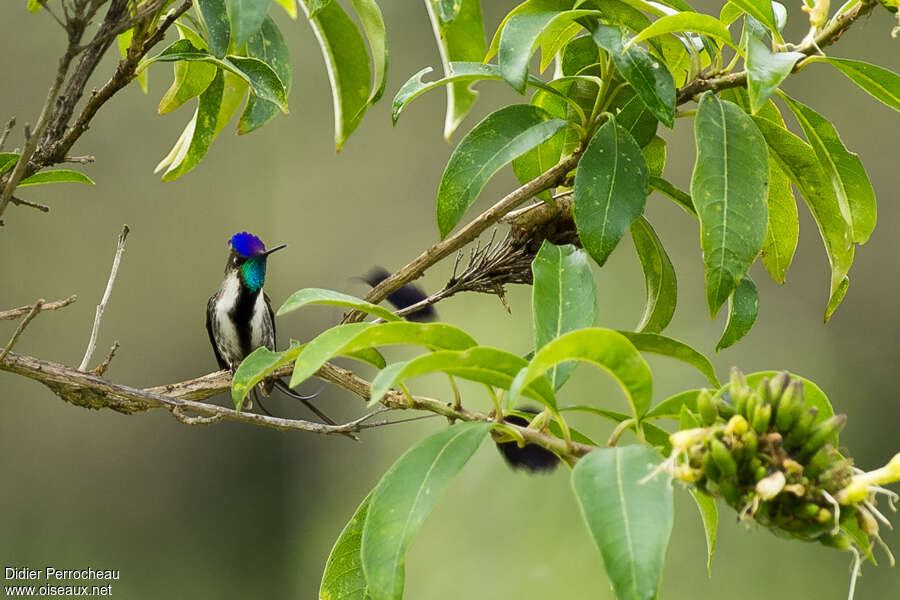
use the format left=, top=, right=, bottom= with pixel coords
left=241, top=258, right=266, bottom=292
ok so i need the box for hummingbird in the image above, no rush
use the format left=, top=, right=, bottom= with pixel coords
left=205, top=231, right=336, bottom=425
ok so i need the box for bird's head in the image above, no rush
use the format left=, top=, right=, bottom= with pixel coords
left=225, top=232, right=286, bottom=292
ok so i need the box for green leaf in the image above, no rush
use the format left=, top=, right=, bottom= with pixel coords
left=715, top=276, right=758, bottom=351
left=392, top=62, right=572, bottom=125
left=238, top=16, right=291, bottom=134
left=727, top=0, right=780, bottom=41
left=274, top=0, right=298, bottom=18
left=690, top=489, right=718, bottom=575
left=350, top=0, right=388, bottom=104
left=158, top=28, right=217, bottom=114
left=499, top=10, right=600, bottom=93
left=782, top=94, right=877, bottom=245
left=641, top=136, right=666, bottom=177
left=231, top=341, right=304, bottom=409
left=424, top=0, right=487, bottom=139
left=437, top=0, right=462, bottom=22
left=649, top=176, right=694, bottom=214
left=308, top=0, right=331, bottom=17
left=626, top=12, right=736, bottom=51
left=609, top=86, right=659, bottom=148
left=574, top=118, right=648, bottom=267
left=617, top=331, right=720, bottom=387
left=290, top=322, right=478, bottom=388
left=278, top=287, right=401, bottom=321
left=561, top=31, right=600, bottom=76
left=230, top=0, right=272, bottom=49
left=300, top=0, right=370, bottom=149
left=532, top=241, right=599, bottom=389
left=571, top=445, right=673, bottom=600
left=486, top=0, right=581, bottom=65
left=195, top=0, right=231, bottom=57
left=212, top=70, right=249, bottom=137
left=319, top=492, right=371, bottom=600
left=760, top=155, right=798, bottom=284
left=512, top=87, right=568, bottom=200
left=0, top=153, right=20, bottom=174
left=752, top=116, right=854, bottom=311
left=691, top=92, right=768, bottom=317
left=361, top=422, right=493, bottom=600
left=680, top=404, right=700, bottom=428
left=644, top=389, right=701, bottom=419
left=118, top=29, right=148, bottom=93
left=436, top=104, right=568, bottom=238
left=745, top=35, right=802, bottom=114
left=27, top=0, right=42, bottom=13
left=369, top=347, right=556, bottom=409
left=631, top=216, right=677, bottom=334
left=824, top=275, right=849, bottom=323
left=510, top=328, right=653, bottom=419
left=18, top=169, right=94, bottom=187
left=743, top=371, right=835, bottom=428
left=810, top=57, right=900, bottom=114
left=159, top=69, right=225, bottom=181
left=593, top=24, right=676, bottom=127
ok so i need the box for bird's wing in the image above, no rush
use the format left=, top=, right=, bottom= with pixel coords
left=206, top=293, right=228, bottom=370
left=264, top=292, right=277, bottom=350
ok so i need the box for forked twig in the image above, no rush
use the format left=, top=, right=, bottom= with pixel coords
left=79, top=225, right=129, bottom=371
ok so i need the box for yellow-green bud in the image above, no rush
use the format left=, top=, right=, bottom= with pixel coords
left=774, top=381, right=803, bottom=432
left=697, top=390, right=718, bottom=426
left=752, top=403, right=772, bottom=434
left=725, top=414, right=749, bottom=436
left=800, top=414, right=847, bottom=458
left=710, top=438, right=738, bottom=477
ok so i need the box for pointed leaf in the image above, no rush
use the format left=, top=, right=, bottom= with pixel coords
left=824, top=275, right=849, bottom=323
left=512, top=87, right=568, bottom=199
left=195, top=0, right=231, bottom=57
left=368, top=347, right=556, bottom=409
left=626, top=12, right=736, bottom=50
left=641, top=136, right=666, bottom=177
left=649, top=176, right=694, bottom=214
left=231, top=341, right=304, bottom=408
left=157, top=27, right=217, bottom=114
left=361, top=422, right=493, bottom=600
left=644, top=389, right=701, bottom=420
left=782, top=94, right=877, bottom=244
left=532, top=241, right=599, bottom=389
left=509, top=328, right=653, bottom=419
left=610, top=86, right=660, bottom=148
left=238, top=16, right=291, bottom=134
left=745, top=35, right=802, bottom=114
left=691, top=92, right=768, bottom=317
left=424, top=0, right=487, bottom=139
left=715, top=276, right=758, bottom=351
left=161, top=69, right=225, bottom=180
left=18, top=169, right=94, bottom=187
left=810, top=57, right=900, bottom=114
left=436, top=104, right=568, bottom=238
left=727, top=0, right=780, bottom=40
left=319, top=492, right=371, bottom=600
left=213, top=70, right=249, bottom=137
left=572, top=445, right=673, bottom=600
left=301, top=0, right=370, bottom=149
left=574, top=118, right=648, bottom=266
left=278, top=287, right=401, bottom=321
left=350, top=0, right=388, bottom=104
left=0, top=153, right=18, bottom=174
left=617, top=331, right=719, bottom=387
left=690, top=489, right=718, bottom=575
left=231, top=0, right=272, bottom=49
left=274, top=0, right=298, bottom=18
left=760, top=156, right=798, bottom=284
left=118, top=29, right=148, bottom=92
left=593, top=24, right=676, bottom=127
left=631, top=216, right=677, bottom=333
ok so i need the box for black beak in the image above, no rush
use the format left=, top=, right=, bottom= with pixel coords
left=260, top=243, right=287, bottom=257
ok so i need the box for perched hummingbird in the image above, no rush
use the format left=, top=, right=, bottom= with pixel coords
left=206, top=232, right=335, bottom=423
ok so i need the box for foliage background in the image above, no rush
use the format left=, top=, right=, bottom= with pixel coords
left=1, top=1, right=898, bottom=597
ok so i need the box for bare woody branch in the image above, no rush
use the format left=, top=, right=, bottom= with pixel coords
left=0, top=300, right=44, bottom=363
left=78, top=225, right=129, bottom=371
left=0, top=295, right=77, bottom=321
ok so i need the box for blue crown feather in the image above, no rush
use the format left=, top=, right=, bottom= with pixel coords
left=229, top=231, right=266, bottom=258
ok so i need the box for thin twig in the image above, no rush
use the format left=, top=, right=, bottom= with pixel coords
left=0, top=300, right=44, bottom=363
left=0, top=295, right=76, bottom=320
left=91, top=341, right=119, bottom=376
left=10, top=197, right=50, bottom=213
left=0, top=118, right=14, bottom=152
left=63, top=154, right=95, bottom=164
left=37, top=0, right=68, bottom=29
left=78, top=225, right=129, bottom=371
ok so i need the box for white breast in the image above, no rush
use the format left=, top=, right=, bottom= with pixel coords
left=214, top=273, right=243, bottom=365
left=250, top=293, right=273, bottom=350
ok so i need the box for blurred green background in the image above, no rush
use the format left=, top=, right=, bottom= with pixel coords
left=1, top=1, right=899, bottom=598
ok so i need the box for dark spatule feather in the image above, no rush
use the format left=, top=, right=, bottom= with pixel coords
left=363, top=266, right=436, bottom=322
left=495, top=412, right=560, bottom=474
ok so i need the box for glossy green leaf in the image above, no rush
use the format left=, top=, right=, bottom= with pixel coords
left=631, top=216, right=677, bottom=334
left=18, top=169, right=94, bottom=187
left=361, top=422, right=493, bottom=600
left=641, top=136, right=666, bottom=177
left=369, top=347, right=556, bottom=409
left=238, top=17, right=291, bottom=134
left=290, top=322, right=478, bottom=387
left=27, top=0, right=42, bottom=13
left=160, top=69, right=225, bottom=181
left=486, top=0, right=580, bottom=64
left=745, top=35, right=802, bottom=114
left=593, top=24, right=676, bottom=127
left=690, top=489, right=718, bottom=575
left=626, top=12, right=736, bottom=50
left=824, top=275, right=849, bottom=323
left=195, top=0, right=231, bottom=57
left=499, top=10, right=600, bottom=93
left=727, top=0, right=780, bottom=40
left=231, top=0, right=272, bottom=48
left=715, top=276, right=758, bottom=351
left=350, top=0, right=388, bottom=104
left=680, top=404, right=701, bottom=428
left=425, top=0, right=487, bottom=139
left=644, top=389, right=701, bottom=419
left=760, top=156, right=798, bottom=284
left=691, top=92, right=768, bottom=317
left=539, top=20, right=584, bottom=72
left=213, top=70, right=249, bottom=138
left=561, top=34, right=600, bottom=76
left=782, top=94, right=877, bottom=244
left=278, top=287, right=401, bottom=321
left=274, top=0, right=298, bottom=18
left=436, top=104, right=567, bottom=238
left=0, top=153, right=20, bottom=174
left=810, top=57, right=900, bottom=114
left=752, top=116, right=854, bottom=311
left=301, top=0, right=369, bottom=149
left=231, top=341, right=304, bottom=409
left=118, top=29, right=148, bottom=93
left=319, top=492, right=371, bottom=600
left=561, top=405, right=671, bottom=449
left=157, top=27, right=217, bottom=114
left=437, top=0, right=462, bottom=22
left=308, top=0, right=331, bottom=17
left=532, top=241, right=599, bottom=389
left=392, top=62, right=572, bottom=125
left=649, top=176, right=694, bottom=214
left=617, top=331, right=719, bottom=387
left=609, top=86, right=659, bottom=148
left=510, top=328, right=653, bottom=419
left=574, top=118, right=648, bottom=266
left=572, top=445, right=673, bottom=600
left=512, top=87, right=568, bottom=200
left=743, top=371, right=835, bottom=428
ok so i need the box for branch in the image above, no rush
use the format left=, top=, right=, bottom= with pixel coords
left=79, top=225, right=129, bottom=371
left=0, top=118, right=14, bottom=152
left=0, top=295, right=77, bottom=320
left=0, top=300, right=44, bottom=363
